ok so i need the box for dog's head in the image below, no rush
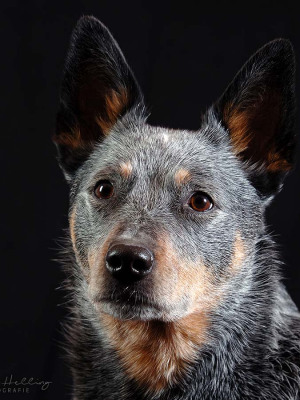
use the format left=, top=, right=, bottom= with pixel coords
left=54, top=16, right=296, bottom=322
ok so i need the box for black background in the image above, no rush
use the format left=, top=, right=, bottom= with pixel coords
left=1, top=1, right=299, bottom=399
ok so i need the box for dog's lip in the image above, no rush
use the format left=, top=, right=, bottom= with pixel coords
left=95, top=293, right=161, bottom=310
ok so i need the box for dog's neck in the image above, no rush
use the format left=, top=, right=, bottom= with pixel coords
left=99, top=310, right=209, bottom=395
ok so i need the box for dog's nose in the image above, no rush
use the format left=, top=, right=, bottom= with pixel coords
left=105, top=243, right=154, bottom=282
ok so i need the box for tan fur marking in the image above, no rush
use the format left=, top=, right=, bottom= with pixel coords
left=224, top=96, right=291, bottom=173
left=69, top=205, right=91, bottom=279
left=154, top=235, right=216, bottom=308
left=69, top=205, right=78, bottom=254
left=88, top=225, right=122, bottom=297
left=226, top=108, right=292, bottom=172
left=229, top=232, right=246, bottom=275
left=53, top=126, right=86, bottom=150
left=96, top=88, right=129, bottom=135
left=224, top=105, right=252, bottom=155
left=266, top=150, right=292, bottom=172
left=226, top=106, right=292, bottom=172
left=174, top=169, right=191, bottom=186
left=100, top=311, right=209, bottom=394
left=120, top=161, right=133, bottom=178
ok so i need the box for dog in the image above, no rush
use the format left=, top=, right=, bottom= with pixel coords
left=53, top=15, right=300, bottom=400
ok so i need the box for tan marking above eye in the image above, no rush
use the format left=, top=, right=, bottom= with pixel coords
left=120, top=161, right=133, bottom=178
left=174, top=169, right=191, bottom=186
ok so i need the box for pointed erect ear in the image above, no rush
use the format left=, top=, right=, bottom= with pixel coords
left=213, top=39, right=296, bottom=196
left=53, top=16, right=144, bottom=176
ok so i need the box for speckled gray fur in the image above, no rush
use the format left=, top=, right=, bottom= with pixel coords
left=54, top=16, right=300, bottom=400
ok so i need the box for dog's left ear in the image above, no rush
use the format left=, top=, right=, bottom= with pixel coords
left=53, top=16, right=144, bottom=177
left=212, top=39, right=296, bottom=197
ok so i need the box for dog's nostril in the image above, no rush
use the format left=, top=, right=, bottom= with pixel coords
left=132, top=258, right=149, bottom=273
left=107, top=254, right=122, bottom=271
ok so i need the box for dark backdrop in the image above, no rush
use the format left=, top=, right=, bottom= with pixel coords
left=1, top=1, right=299, bottom=399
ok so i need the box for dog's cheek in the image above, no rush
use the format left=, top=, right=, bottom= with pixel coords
left=153, top=231, right=247, bottom=318
left=69, top=205, right=91, bottom=280
left=87, top=225, right=122, bottom=299
left=228, top=232, right=246, bottom=276
left=153, top=234, right=218, bottom=317
left=69, top=204, right=114, bottom=289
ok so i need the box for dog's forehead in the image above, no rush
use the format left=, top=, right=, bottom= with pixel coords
left=93, top=124, right=222, bottom=177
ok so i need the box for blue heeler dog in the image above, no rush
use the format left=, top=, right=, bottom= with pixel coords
left=53, top=15, right=300, bottom=400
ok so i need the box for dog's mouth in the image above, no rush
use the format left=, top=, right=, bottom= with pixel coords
left=92, top=288, right=168, bottom=320
left=95, top=289, right=160, bottom=309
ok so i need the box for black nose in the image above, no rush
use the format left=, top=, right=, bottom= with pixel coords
left=106, top=243, right=154, bottom=282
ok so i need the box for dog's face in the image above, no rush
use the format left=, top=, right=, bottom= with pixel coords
left=54, top=17, right=296, bottom=322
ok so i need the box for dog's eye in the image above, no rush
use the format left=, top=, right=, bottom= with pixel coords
left=94, top=180, right=114, bottom=199
left=189, top=192, right=213, bottom=212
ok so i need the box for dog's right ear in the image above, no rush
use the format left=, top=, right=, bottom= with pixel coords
left=53, top=16, right=144, bottom=178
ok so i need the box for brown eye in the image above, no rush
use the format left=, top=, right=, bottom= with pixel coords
left=94, top=180, right=114, bottom=199
left=189, top=192, right=213, bottom=212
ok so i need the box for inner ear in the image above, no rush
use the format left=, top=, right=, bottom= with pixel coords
left=223, top=89, right=290, bottom=172
left=213, top=39, right=296, bottom=179
left=77, top=82, right=130, bottom=144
